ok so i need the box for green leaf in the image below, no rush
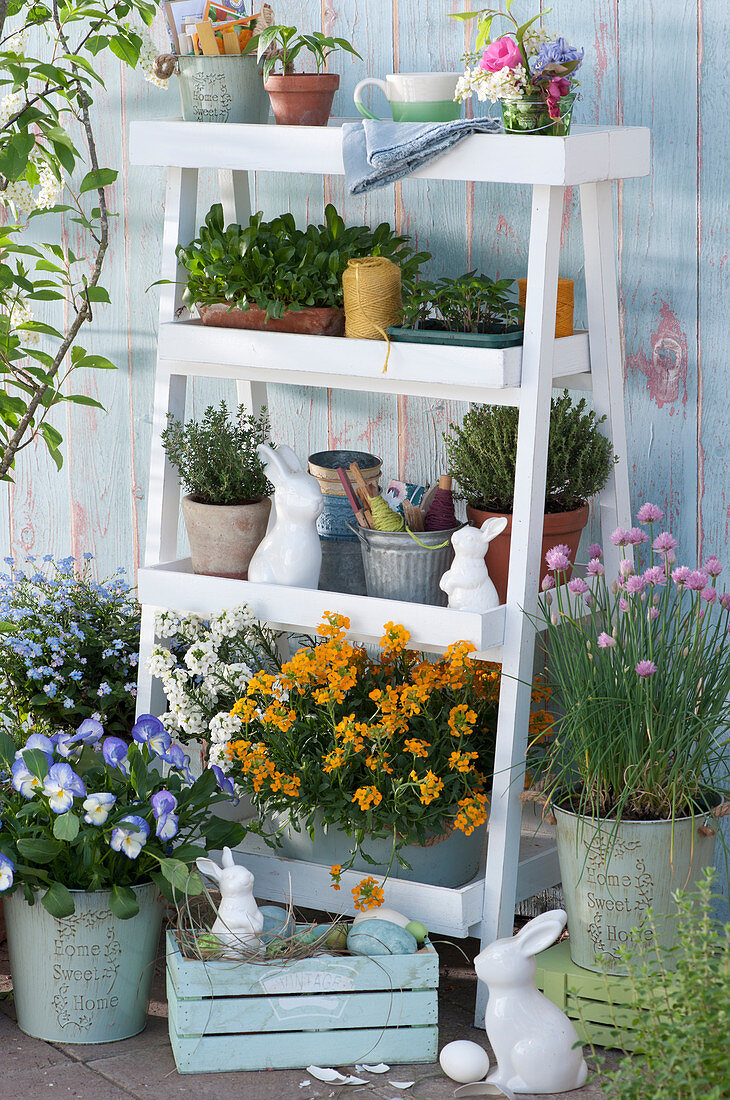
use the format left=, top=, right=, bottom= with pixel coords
left=109, top=884, right=140, bottom=919
left=21, top=746, right=50, bottom=781
left=75, top=353, right=116, bottom=371
left=53, top=811, right=79, bottom=842
left=16, top=837, right=62, bottom=864
left=158, top=857, right=201, bottom=897
left=108, top=34, right=141, bottom=66
left=204, top=817, right=245, bottom=852
left=85, top=285, right=110, bottom=304
left=39, top=422, right=63, bottom=471
left=0, top=729, right=17, bottom=767
left=62, top=394, right=104, bottom=409
left=79, top=167, right=118, bottom=194
left=0, top=132, right=35, bottom=181
left=41, top=881, right=74, bottom=918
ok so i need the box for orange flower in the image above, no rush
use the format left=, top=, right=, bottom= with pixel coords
left=330, top=864, right=342, bottom=891
left=352, top=876, right=384, bottom=912
left=379, top=621, right=411, bottom=653
left=447, top=703, right=478, bottom=736
left=352, top=785, right=383, bottom=811
left=453, top=792, right=488, bottom=835
left=411, top=769, right=444, bottom=805
left=404, top=738, right=430, bottom=758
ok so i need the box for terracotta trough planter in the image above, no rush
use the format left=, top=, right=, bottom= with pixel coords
left=181, top=494, right=271, bottom=580
left=198, top=302, right=345, bottom=337
left=264, top=72, right=340, bottom=126
left=466, top=503, right=590, bottom=604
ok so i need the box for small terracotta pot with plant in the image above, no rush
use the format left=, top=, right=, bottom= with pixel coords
left=444, top=390, right=616, bottom=603
left=256, top=25, right=361, bottom=126
left=161, top=402, right=272, bottom=580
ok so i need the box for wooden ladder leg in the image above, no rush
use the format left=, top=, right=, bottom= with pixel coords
left=580, top=181, right=632, bottom=578
left=474, top=184, right=564, bottom=1026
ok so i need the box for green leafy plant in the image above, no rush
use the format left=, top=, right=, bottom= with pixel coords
left=254, top=24, right=361, bottom=81
left=0, top=0, right=164, bottom=478
left=598, top=870, right=730, bottom=1100
left=177, top=203, right=430, bottom=321
left=161, top=402, right=271, bottom=507
left=399, top=272, right=523, bottom=333
left=444, top=391, right=615, bottom=513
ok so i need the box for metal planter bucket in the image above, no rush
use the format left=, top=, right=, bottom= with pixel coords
left=554, top=805, right=717, bottom=975
left=348, top=523, right=458, bottom=606
left=177, top=55, right=269, bottom=125
left=5, top=882, right=163, bottom=1042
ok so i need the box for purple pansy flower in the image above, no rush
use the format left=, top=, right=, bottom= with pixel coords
left=132, top=714, right=171, bottom=757
left=211, top=764, right=236, bottom=799
left=10, top=758, right=43, bottom=799
left=43, top=762, right=86, bottom=813
left=102, top=736, right=131, bottom=776
left=151, top=790, right=179, bottom=841
left=0, top=854, right=14, bottom=891
left=110, top=815, right=150, bottom=859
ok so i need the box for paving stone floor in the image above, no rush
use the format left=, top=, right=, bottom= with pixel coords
left=0, top=933, right=618, bottom=1100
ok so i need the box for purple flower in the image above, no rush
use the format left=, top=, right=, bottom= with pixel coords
left=587, top=557, right=604, bottom=577
left=43, top=762, right=86, bottom=813
left=132, top=714, right=171, bottom=757
left=17, top=733, right=54, bottom=762
left=110, top=815, right=150, bottom=859
left=151, top=790, right=179, bottom=841
left=619, top=557, right=635, bottom=578
left=545, top=544, right=572, bottom=571
left=719, top=593, right=730, bottom=611
left=700, top=586, right=717, bottom=604
left=619, top=597, right=629, bottom=612
left=541, top=574, right=556, bottom=591
left=636, top=660, right=658, bottom=679
left=584, top=592, right=593, bottom=608
left=672, top=566, right=691, bottom=588
left=102, top=736, right=130, bottom=776
left=531, top=37, right=585, bottom=76
left=161, top=743, right=193, bottom=783
left=55, top=718, right=104, bottom=758
left=11, top=758, right=43, bottom=799
left=568, top=577, right=589, bottom=595
left=625, top=575, right=646, bottom=595
left=588, top=544, right=602, bottom=560
left=704, top=556, right=723, bottom=577
left=637, top=503, right=664, bottom=524
left=653, top=532, right=678, bottom=553
left=611, top=527, right=631, bottom=547
left=686, top=570, right=709, bottom=592
left=648, top=606, right=660, bottom=620
left=643, top=565, right=666, bottom=587
left=0, top=854, right=14, bottom=891
left=597, top=632, right=616, bottom=649
left=211, top=764, right=236, bottom=798
left=627, top=527, right=649, bottom=546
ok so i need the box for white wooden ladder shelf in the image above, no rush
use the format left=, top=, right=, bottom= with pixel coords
left=130, top=120, right=650, bottom=1025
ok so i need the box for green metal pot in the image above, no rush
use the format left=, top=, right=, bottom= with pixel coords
left=386, top=324, right=524, bottom=349
left=554, top=804, right=717, bottom=975
left=5, top=882, right=163, bottom=1042
left=177, top=55, right=269, bottom=125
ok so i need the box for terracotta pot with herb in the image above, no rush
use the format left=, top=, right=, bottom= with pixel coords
left=256, top=25, right=361, bottom=126
left=161, top=402, right=272, bottom=580
left=444, top=391, right=615, bottom=602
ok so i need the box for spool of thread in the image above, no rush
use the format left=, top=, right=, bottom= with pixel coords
left=370, top=494, right=406, bottom=532
left=342, top=256, right=402, bottom=373
left=425, top=475, right=457, bottom=531
left=518, top=276, right=574, bottom=338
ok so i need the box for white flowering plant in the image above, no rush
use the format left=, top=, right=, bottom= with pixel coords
left=0, top=715, right=245, bottom=919
left=148, top=605, right=282, bottom=771
left=0, top=1, right=170, bottom=479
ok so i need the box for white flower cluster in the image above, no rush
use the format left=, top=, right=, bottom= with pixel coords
left=154, top=608, right=206, bottom=642
left=455, top=63, right=528, bottom=105
left=139, top=31, right=171, bottom=90
left=0, top=90, right=24, bottom=125
left=7, top=298, right=39, bottom=348
left=210, top=605, right=255, bottom=641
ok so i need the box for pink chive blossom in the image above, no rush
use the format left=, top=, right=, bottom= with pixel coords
left=587, top=557, right=604, bottom=577
left=637, top=502, right=665, bottom=524
left=648, top=606, right=660, bottom=620
left=619, top=597, right=629, bottom=612
left=597, top=632, right=616, bottom=648
left=653, top=532, right=678, bottom=553
left=719, top=593, right=730, bottom=611
left=686, top=570, right=709, bottom=591
left=588, top=544, right=602, bottom=560
left=636, top=660, right=658, bottom=678
left=643, top=565, right=666, bottom=586
left=584, top=592, right=593, bottom=608
left=700, top=586, right=718, bottom=604
left=480, top=35, right=523, bottom=72
left=667, top=550, right=677, bottom=565
left=704, top=556, right=723, bottom=577
left=611, top=527, right=631, bottom=547
left=672, top=566, right=691, bottom=587
left=545, top=545, right=572, bottom=571
left=568, top=577, right=589, bottom=595
left=619, top=558, right=635, bottom=578
left=625, top=575, right=646, bottom=595
left=544, top=591, right=553, bottom=606
left=627, top=527, right=649, bottom=546
left=541, top=574, right=556, bottom=591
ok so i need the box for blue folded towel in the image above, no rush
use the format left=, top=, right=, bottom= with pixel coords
left=342, top=117, right=501, bottom=195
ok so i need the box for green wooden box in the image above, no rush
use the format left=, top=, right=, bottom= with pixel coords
left=536, top=941, right=641, bottom=1051
left=166, top=931, right=439, bottom=1073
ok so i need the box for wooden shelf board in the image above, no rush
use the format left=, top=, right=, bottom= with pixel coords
left=138, top=559, right=506, bottom=656
left=130, top=121, right=650, bottom=186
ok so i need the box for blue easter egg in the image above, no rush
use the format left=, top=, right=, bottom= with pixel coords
left=347, top=919, right=418, bottom=956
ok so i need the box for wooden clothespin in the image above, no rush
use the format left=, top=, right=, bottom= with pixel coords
left=348, top=462, right=375, bottom=528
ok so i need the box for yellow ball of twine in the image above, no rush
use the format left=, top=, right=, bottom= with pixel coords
left=343, top=256, right=402, bottom=373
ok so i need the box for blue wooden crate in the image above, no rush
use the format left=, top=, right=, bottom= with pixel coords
left=166, top=931, right=439, bottom=1073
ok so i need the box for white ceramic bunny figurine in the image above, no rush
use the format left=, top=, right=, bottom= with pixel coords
left=195, top=847, right=265, bottom=957
left=439, top=517, right=508, bottom=612
left=474, top=910, right=588, bottom=1095
left=247, top=443, right=324, bottom=589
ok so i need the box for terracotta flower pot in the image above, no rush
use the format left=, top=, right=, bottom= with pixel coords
left=465, top=502, right=590, bottom=604
left=197, top=303, right=345, bottom=336
left=181, top=494, right=271, bottom=580
left=264, top=73, right=340, bottom=127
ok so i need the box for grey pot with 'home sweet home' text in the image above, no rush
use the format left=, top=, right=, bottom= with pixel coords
left=181, top=494, right=271, bottom=580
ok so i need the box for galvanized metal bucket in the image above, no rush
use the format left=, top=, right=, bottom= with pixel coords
left=348, top=523, right=458, bottom=606
left=5, top=882, right=163, bottom=1042
left=554, top=805, right=717, bottom=975
left=177, top=55, right=269, bottom=125
left=319, top=537, right=367, bottom=596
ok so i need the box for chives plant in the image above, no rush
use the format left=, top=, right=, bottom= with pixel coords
left=530, top=503, right=730, bottom=823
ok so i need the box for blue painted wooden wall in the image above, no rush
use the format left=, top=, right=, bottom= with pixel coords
left=2, top=2, right=728, bottom=888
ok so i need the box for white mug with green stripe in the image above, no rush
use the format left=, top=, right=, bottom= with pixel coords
left=353, top=72, right=462, bottom=123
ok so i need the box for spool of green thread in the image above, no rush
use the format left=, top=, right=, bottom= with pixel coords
left=369, top=494, right=406, bottom=532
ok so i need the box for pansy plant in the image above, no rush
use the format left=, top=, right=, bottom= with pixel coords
left=0, top=716, right=245, bottom=919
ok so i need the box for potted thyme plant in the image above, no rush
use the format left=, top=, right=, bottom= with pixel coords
left=444, top=391, right=615, bottom=602
left=530, top=506, right=730, bottom=974
left=388, top=272, right=524, bottom=350
left=161, top=402, right=272, bottom=580
left=0, top=715, right=244, bottom=1042
left=255, top=25, right=362, bottom=126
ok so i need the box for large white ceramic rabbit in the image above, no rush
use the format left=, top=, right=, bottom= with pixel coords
left=474, top=910, right=588, bottom=1095
left=247, top=443, right=323, bottom=589
left=439, top=517, right=508, bottom=612
left=195, top=847, right=265, bottom=957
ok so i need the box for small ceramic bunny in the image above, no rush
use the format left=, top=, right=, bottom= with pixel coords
left=247, top=443, right=324, bottom=589
left=475, top=910, right=588, bottom=1095
left=439, top=517, right=508, bottom=612
left=195, top=847, right=265, bottom=957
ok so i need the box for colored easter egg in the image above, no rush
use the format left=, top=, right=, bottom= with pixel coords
left=347, top=919, right=418, bottom=956
left=405, top=920, right=428, bottom=945
left=439, top=1040, right=491, bottom=1084
left=352, top=907, right=411, bottom=928
left=259, top=905, right=294, bottom=944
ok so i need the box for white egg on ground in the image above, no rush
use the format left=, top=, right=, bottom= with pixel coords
left=439, top=1040, right=491, bottom=1083
left=352, top=907, right=410, bottom=928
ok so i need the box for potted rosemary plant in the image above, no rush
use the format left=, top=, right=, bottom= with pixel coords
left=530, top=506, right=730, bottom=974
left=256, top=25, right=361, bottom=126
left=388, top=272, right=524, bottom=350
left=161, top=402, right=272, bottom=580
left=444, top=391, right=615, bottom=602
